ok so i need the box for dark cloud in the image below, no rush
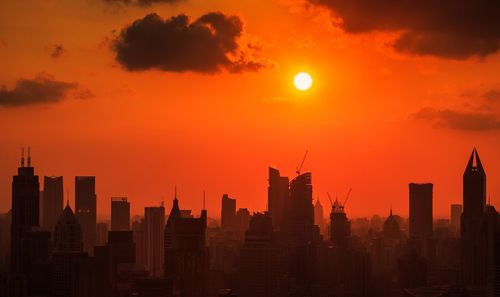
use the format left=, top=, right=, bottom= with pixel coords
left=104, top=0, right=181, bottom=7
left=0, top=73, right=78, bottom=107
left=308, top=0, right=500, bottom=59
left=113, top=12, right=267, bottom=73
left=50, top=44, right=65, bottom=59
left=482, top=89, right=500, bottom=101
left=412, top=107, right=500, bottom=130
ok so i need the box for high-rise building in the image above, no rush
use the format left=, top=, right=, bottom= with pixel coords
left=42, top=176, right=63, bottom=232
left=75, top=176, right=97, bottom=254
left=10, top=148, right=40, bottom=274
left=329, top=199, right=351, bottom=246
left=53, top=203, right=83, bottom=252
left=314, top=198, right=325, bottom=235
left=111, top=197, right=130, bottom=231
left=221, top=194, right=236, bottom=231
left=460, top=149, right=499, bottom=296
left=239, top=212, right=278, bottom=297
left=96, top=222, right=108, bottom=246
left=409, top=183, right=433, bottom=240
left=164, top=195, right=208, bottom=297
left=267, top=167, right=289, bottom=230
left=144, top=205, right=165, bottom=277
left=450, top=204, right=462, bottom=231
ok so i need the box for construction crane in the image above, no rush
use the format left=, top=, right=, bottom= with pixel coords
left=296, top=150, right=308, bottom=175
left=341, top=188, right=352, bottom=210
left=327, top=192, right=334, bottom=207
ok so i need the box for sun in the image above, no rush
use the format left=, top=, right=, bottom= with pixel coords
left=294, top=72, right=313, bottom=91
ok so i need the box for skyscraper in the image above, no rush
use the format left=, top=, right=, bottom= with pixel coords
left=409, top=183, right=433, bottom=240
left=221, top=194, right=236, bottom=231
left=461, top=148, right=498, bottom=295
left=314, top=198, right=325, bottom=235
left=53, top=203, right=83, bottom=252
left=450, top=204, right=462, bottom=231
left=144, top=205, right=165, bottom=277
left=164, top=195, right=208, bottom=297
left=10, top=148, right=40, bottom=274
left=42, top=176, right=63, bottom=232
left=111, top=197, right=130, bottom=231
left=267, top=167, right=289, bottom=230
left=329, top=199, right=351, bottom=246
left=75, top=176, right=97, bottom=254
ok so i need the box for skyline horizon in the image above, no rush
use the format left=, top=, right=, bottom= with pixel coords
left=1, top=146, right=498, bottom=219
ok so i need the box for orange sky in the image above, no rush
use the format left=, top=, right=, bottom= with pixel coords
left=1, top=0, right=500, bottom=219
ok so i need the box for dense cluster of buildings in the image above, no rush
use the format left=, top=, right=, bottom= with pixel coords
left=0, top=148, right=499, bottom=297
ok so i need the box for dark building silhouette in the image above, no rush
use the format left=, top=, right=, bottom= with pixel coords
left=267, top=167, right=289, bottom=230
left=329, top=199, right=351, bottom=246
left=96, top=222, right=108, bottom=246
left=10, top=149, right=40, bottom=275
left=409, top=183, right=433, bottom=240
left=50, top=203, right=93, bottom=297
left=221, top=194, right=236, bottom=231
left=450, top=204, right=462, bottom=232
left=460, top=148, right=499, bottom=296
left=75, top=176, right=97, bottom=254
left=111, top=197, right=130, bottom=231
left=42, top=176, right=63, bottom=232
left=239, top=212, right=278, bottom=297
left=164, top=195, right=208, bottom=297
left=144, top=205, right=165, bottom=277
left=314, top=198, right=325, bottom=236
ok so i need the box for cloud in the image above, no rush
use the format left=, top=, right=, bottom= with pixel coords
left=113, top=12, right=268, bottom=73
left=482, top=89, right=500, bottom=101
left=412, top=107, right=500, bottom=130
left=0, top=73, right=78, bottom=107
left=308, top=0, right=500, bottom=59
left=50, top=44, right=65, bottom=59
left=104, top=0, right=180, bottom=6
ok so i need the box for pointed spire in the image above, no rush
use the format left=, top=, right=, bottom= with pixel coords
left=203, top=190, right=206, bottom=210
left=390, top=206, right=393, bottom=217
left=174, top=185, right=177, bottom=200
left=465, top=148, right=485, bottom=175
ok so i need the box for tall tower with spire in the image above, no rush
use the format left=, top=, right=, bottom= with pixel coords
left=461, top=148, right=498, bottom=296
left=10, top=147, right=40, bottom=274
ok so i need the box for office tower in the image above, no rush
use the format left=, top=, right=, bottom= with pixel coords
left=267, top=167, right=289, bottom=230
left=397, top=249, right=427, bottom=288
left=164, top=195, right=208, bottom=297
left=314, top=198, right=325, bottom=235
left=450, top=204, right=462, bottom=230
left=42, top=176, right=63, bottom=232
left=221, top=194, right=236, bottom=231
left=329, top=199, right=351, bottom=246
left=131, top=219, right=146, bottom=268
left=409, top=183, right=433, bottom=240
left=461, top=148, right=499, bottom=295
left=75, top=176, right=97, bottom=253
left=50, top=204, right=93, bottom=297
left=144, top=205, right=165, bottom=277
left=53, top=203, right=83, bottom=252
left=10, top=148, right=40, bottom=274
left=96, top=222, right=109, bottom=246
left=234, top=208, right=251, bottom=241
left=383, top=209, right=401, bottom=241
left=111, top=197, right=130, bottom=231
left=282, top=172, right=315, bottom=295
left=239, top=212, right=278, bottom=297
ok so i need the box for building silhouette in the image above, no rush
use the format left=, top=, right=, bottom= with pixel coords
left=50, top=203, right=93, bottom=297
left=144, top=205, right=165, bottom=277
left=42, top=176, right=63, bottom=233
left=450, top=204, right=462, bottom=233
left=96, top=222, right=108, bottom=246
left=461, top=148, right=499, bottom=296
left=329, top=199, right=350, bottom=246
left=111, top=197, right=130, bottom=231
left=314, top=198, right=325, bottom=236
left=239, top=212, right=278, bottom=297
left=409, top=183, right=433, bottom=240
left=75, top=176, right=97, bottom=254
left=164, top=195, right=208, bottom=297
left=221, top=194, right=236, bottom=231
left=267, top=167, right=289, bottom=230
